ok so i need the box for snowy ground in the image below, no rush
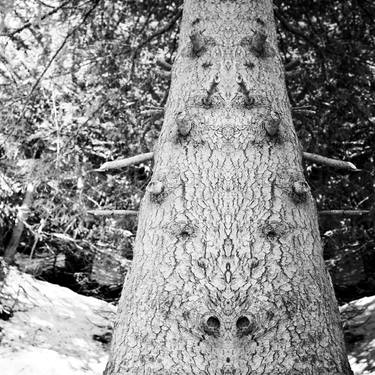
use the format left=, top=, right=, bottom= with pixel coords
left=0, top=264, right=374, bottom=374
left=341, top=296, right=375, bottom=374
left=0, top=265, right=115, bottom=375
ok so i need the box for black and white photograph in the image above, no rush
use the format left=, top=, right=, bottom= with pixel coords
left=0, top=0, right=374, bottom=374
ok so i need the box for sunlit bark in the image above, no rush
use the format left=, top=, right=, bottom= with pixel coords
left=105, top=1, right=352, bottom=374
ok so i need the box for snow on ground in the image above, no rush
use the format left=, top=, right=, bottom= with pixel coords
left=1, top=263, right=375, bottom=374
left=0, top=265, right=116, bottom=375
left=341, top=296, right=375, bottom=375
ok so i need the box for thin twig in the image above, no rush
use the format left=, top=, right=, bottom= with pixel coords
left=285, top=69, right=302, bottom=79
left=16, top=0, right=100, bottom=124
left=292, top=108, right=316, bottom=116
left=135, top=9, right=182, bottom=52
left=319, top=210, right=369, bottom=216
left=284, top=59, right=300, bottom=71
left=275, top=9, right=321, bottom=50
left=140, top=108, right=164, bottom=117
left=156, top=69, right=171, bottom=79
left=3, top=0, right=72, bottom=37
left=156, top=59, right=172, bottom=71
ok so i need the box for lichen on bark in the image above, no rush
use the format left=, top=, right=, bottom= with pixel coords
left=104, top=1, right=352, bottom=374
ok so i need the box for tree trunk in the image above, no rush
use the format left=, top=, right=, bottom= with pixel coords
left=4, top=182, right=34, bottom=264
left=105, top=1, right=352, bottom=374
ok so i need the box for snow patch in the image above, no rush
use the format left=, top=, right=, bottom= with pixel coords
left=341, top=296, right=375, bottom=374
left=0, top=266, right=116, bottom=375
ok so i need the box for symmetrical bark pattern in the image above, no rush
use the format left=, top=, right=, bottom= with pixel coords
left=105, top=1, right=351, bottom=374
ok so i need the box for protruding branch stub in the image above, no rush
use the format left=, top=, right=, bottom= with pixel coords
left=260, top=220, right=289, bottom=241
left=190, top=31, right=206, bottom=57
left=202, top=73, right=220, bottom=108
left=146, top=180, right=165, bottom=202
left=190, top=25, right=216, bottom=58
left=292, top=180, right=309, bottom=202
left=236, top=73, right=256, bottom=108
left=177, top=222, right=195, bottom=240
left=176, top=112, right=192, bottom=137
left=251, top=30, right=268, bottom=57
left=167, top=218, right=197, bottom=241
left=264, top=111, right=281, bottom=137
left=241, top=29, right=273, bottom=59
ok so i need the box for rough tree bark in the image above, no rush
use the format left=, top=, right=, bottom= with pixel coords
left=105, top=1, right=352, bottom=374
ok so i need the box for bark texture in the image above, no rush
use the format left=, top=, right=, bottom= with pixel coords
left=105, top=1, right=352, bottom=374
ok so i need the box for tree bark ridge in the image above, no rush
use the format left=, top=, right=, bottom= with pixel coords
left=105, top=1, right=352, bottom=374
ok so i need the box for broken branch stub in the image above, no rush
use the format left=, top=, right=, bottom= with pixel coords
left=97, top=152, right=153, bottom=172
left=176, top=112, right=192, bottom=137
left=303, top=152, right=358, bottom=171
left=292, top=180, right=309, bottom=203
left=264, top=112, right=280, bottom=137
left=147, top=180, right=164, bottom=198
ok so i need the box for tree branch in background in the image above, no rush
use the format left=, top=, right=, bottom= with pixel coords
left=140, top=108, right=165, bottom=117
left=292, top=107, right=317, bottom=116
left=285, top=69, right=302, bottom=79
left=274, top=9, right=321, bottom=51
left=96, top=152, right=153, bottom=172
left=3, top=0, right=72, bottom=37
left=135, top=9, right=182, bottom=52
left=284, top=59, right=300, bottom=71
left=303, top=152, right=358, bottom=171
left=87, top=209, right=138, bottom=216
left=156, top=59, right=172, bottom=71
left=319, top=210, right=369, bottom=216
left=4, top=182, right=35, bottom=264
left=16, top=0, right=100, bottom=124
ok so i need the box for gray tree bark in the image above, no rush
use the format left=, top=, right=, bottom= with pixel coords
left=105, top=1, right=352, bottom=374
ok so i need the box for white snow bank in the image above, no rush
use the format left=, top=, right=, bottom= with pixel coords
left=340, top=296, right=375, bottom=375
left=1, top=263, right=375, bottom=375
left=0, top=265, right=116, bottom=375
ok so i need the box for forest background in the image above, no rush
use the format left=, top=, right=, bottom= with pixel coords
left=0, top=0, right=374, bottom=315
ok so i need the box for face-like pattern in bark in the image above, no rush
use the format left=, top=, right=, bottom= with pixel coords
left=105, top=1, right=352, bottom=374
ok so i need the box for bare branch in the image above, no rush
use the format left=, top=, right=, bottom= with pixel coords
left=303, top=152, right=358, bottom=171
left=16, top=0, right=100, bottom=123
left=285, top=69, right=302, bottom=79
left=274, top=9, right=321, bottom=50
left=3, top=0, right=72, bottom=37
left=156, top=69, right=171, bottom=79
left=26, top=32, right=71, bottom=96
left=87, top=209, right=138, bottom=216
left=156, top=59, right=172, bottom=71
left=292, top=108, right=316, bottom=116
left=94, top=148, right=357, bottom=175
left=319, top=210, right=369, bottom=216
left=0, top=54, right=21, bottom=82
left=96, top=152, right=154, bottom=172
left=284, top=59, right=300, bottom=71
left=135, top=9, right=182, bottom=51
left=140, top=108, right=164, bottom=117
